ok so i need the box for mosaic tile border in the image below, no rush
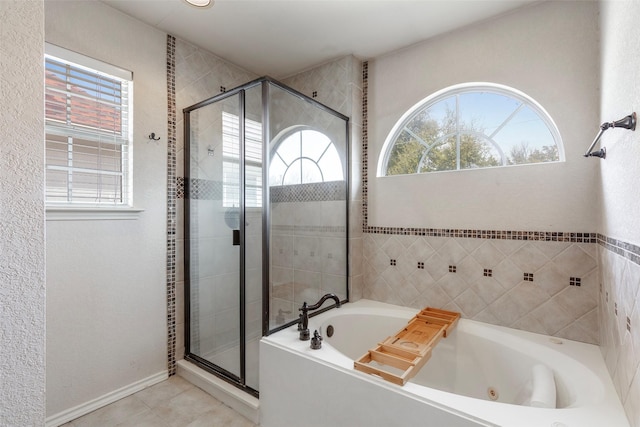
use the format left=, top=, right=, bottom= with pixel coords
left=362, top=61, right=369, bottom=230
left=176, top=177, right=346, bottom=203
left=272, top=225, right=346, bottom=234
left=166, top=35, right=177, bottom=376
left=363, top=227, right=597, bottom=242
left=598, top=233, right=640, bottom=266
left=271, top=181, right=346, bottom=203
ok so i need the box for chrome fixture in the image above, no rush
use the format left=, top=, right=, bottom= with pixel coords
left=584, top=112, right=636, bottom=159
left=298, top=293, right=341, bottom=341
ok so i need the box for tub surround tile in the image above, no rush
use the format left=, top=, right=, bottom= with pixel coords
left=624, top=363, right=640, bottom=427
left=362, top=235, right=599, bottom=344
left=598, top=238, right=640, bottom=426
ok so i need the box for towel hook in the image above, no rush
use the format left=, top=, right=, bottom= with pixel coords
left=148, top=132, right=161, bottom=141
left=584, top=112, right=636, bottom=159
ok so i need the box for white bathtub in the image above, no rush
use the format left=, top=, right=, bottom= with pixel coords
left=260, top=299, right=629, bottom=427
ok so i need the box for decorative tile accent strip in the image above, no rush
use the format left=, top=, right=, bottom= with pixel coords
left=166, top=34, right=177, bottom=376
left=185, top=178, right=223, bottom=200
left=271, top=225, right=346, bottom=234
left=598, top=233, right=640, bottom=266
left=178, top=179, right=347, bottom=202
left=362, top=61, right=368, bottom=232
left=627, top=316, right=631, bottom=332
left=364, top=227, right=598, bottom=242
left=176, top=177, right=185, bottom=199
left=271, top=181, right=346, bottom=203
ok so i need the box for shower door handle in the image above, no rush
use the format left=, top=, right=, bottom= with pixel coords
left=233, top=229, right=240, bottom=246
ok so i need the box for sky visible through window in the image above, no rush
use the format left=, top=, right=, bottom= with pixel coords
left=382, top=85, right=561, bottom=176
left=270, top=129, right=343, bottom=186
left=426, top=93, right=555, bottom=155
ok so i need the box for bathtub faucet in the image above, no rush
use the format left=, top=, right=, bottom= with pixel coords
left=298, top=293, right=341, bottom=341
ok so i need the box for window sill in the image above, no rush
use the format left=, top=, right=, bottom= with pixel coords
left=46, top=206, right=144, bottom=221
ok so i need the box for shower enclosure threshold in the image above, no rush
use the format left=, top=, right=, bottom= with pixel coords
left=177, top=359, right=259, bottom=424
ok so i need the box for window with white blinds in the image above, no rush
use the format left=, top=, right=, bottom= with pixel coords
left=222, top=111, right=263, bottom=208
left=44, top=44, right=133, bottom=206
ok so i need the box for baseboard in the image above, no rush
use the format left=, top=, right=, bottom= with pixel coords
left=45, top=370, right=168, bottom=427
left=177, top=360, right=259, bottom=424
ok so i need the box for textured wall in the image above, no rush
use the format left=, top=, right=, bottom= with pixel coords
left=0, top=1, right=46, bottom=425
left=45, top=0, right=168, bottom=418
left=599, top=1, right=640, bottom=425
left=367, top=1, right=599, bottom=231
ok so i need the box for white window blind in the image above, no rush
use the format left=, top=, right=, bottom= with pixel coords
left=45, top=44, right=133, bottom=206
left=222, top=111, right=263, bottom=208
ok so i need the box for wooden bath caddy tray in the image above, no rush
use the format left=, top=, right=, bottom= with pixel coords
left=354, top=307, right=460, bottom=386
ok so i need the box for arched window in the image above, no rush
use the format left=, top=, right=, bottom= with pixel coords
left=378, top=83, right=564, bottom=176
left=270, top=128, right=343, bottom=185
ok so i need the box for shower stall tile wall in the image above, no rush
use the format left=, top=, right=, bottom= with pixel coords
left=283, top=55, right=365, bottom=300
left=172, top=37, right=258, bottom=363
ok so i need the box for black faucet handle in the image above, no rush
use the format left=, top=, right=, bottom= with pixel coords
left=310, top=329, right=323, bottom=350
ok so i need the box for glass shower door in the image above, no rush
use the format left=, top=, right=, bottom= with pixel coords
left=186, top=93, right=242, bottom=381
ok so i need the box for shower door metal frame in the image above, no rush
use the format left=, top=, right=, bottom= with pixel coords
left=183, top=77, right=350, bottom=397
left=184, top=81, right=260, bottom=397
left=259, top=77, right=351, bottom=336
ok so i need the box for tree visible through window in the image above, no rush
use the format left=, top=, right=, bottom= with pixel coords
left=380, top=83, right=562, bottom=176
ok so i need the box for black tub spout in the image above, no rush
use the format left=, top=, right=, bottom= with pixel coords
left=298, top=293, right=341, bottom=340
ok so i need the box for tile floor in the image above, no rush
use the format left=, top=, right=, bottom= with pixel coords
left=61, top=376, right=258, bottom=427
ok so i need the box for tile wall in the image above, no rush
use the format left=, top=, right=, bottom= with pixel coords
left=168, top=36, right=258, bottom=366
left=599, top=237, right=640, bottom=424
left=283, top=56, right=365, bottom=302
left=363, top=233, right=599, bottom=343
left=168, top=40, right=361, bottom=359
left=270, top=184, right=348, bottom=327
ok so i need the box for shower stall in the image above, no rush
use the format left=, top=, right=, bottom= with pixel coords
left=183, top=77, right=349, bottom=396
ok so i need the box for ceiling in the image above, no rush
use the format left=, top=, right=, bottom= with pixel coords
left=101, top=0, right=539, bottom=79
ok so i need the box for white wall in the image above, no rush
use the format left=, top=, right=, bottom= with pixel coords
left=367, top=1, right=599, bottom=231
left=0, top=1, right=46, bottom=425
left=599, top=1, right=640, bottom=244
left=45, top=1, right=168, bottom=418
left=599, top=2, right=640, bottom=425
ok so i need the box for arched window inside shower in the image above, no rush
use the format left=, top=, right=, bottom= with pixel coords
left=183, top=78, right=349, bottom=397
left=269, top=128, right=344, bottom=185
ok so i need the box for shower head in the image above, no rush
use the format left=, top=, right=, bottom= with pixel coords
left=584, top=112, right=636, bottom=159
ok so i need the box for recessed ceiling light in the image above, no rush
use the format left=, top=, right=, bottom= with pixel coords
left=183, top=0, right=214, bottom=8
